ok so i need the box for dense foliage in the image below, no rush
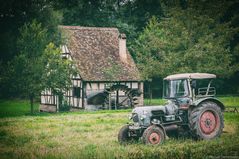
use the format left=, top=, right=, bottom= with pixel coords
left=135, top=12, right=239, bottom=79
left=1, top=20, right=76, bottom=113
left=0, top=0, right=239, bottom=99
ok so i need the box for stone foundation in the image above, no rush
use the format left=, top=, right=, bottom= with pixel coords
left=40, top=104, right=57, bottom=112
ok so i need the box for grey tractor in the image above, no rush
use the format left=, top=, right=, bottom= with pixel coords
left=118, top=73, right=224, bottom=145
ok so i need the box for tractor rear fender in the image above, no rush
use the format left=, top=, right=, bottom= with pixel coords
left=190, top=97, right=225, bottom=111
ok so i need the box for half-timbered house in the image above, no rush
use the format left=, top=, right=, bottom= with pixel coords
left=40, top=26, right=143, bottom=112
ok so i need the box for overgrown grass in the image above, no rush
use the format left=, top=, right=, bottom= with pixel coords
left=0, top=98, right=238, bottom=158
left=0, top=110, right=238, bottom=159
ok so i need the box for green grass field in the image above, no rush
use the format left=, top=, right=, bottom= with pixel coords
left=0, top=99, right=39, bottom=118
left=0, top=97, right=239, bottom=158
left=144, top=96, right=239, bottom=106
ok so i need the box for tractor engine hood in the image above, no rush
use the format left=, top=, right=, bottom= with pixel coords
left=132, top=106, right=166, bottom=115
left=131, top=102, right=178, bottom=126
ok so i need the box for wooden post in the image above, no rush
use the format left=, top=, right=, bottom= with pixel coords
left=82, top=82, right=85, bottom=109
left=56, top=95, right=59, bottom=112
left=30, top=94, right=34, bottom=114
left=149, top=82, right=152, bottom=105
left=116, top=90, right=119, bottom=110
left=109, top=93, right=111, bottom=110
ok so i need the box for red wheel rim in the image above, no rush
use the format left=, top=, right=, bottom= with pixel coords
left=200, top=110, right=219, bottom=135
left=148, top=132, right=161, bottom=144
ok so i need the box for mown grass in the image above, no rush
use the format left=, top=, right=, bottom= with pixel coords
left=218, top=96, right=239, bottom=106
left=0, top=96, right=237, bottom=118
left=0, top=98, right=239, bottom=158
left=144, top=98, right=167, bottom=105
left=0, top=99, right=39, bottom=118
left=144, top=96, right=239, bottom=106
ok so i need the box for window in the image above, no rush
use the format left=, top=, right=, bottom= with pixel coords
left=73, top=87, right=81, bottom=98
left=163, top=79, right=189, bottom=98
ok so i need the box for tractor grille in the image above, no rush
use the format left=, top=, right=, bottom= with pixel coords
left=132, top=113, right=139, bottom=122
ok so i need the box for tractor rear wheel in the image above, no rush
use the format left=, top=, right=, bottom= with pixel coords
left=142, top=125, right=165, bottom=145
left=189, top=101, right=224, bottom=140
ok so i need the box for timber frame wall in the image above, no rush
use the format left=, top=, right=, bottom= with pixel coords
left=40, top=80, right=143, bottom=110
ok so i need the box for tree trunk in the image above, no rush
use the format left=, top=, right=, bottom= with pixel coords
left=57, top=92, right=64, bottom=112
left=30, top=94, right=34, bottom=114
left=149, top=82, right=152, bottom=105
left=109, top=93, right=111, bottom=110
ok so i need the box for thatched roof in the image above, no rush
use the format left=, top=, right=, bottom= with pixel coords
left=60, top=26, right=141, bottom=82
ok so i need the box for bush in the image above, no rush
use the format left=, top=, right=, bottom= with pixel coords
left=59, top=99, right=71, bottom=111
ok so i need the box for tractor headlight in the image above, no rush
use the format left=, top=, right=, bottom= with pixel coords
left=140, top=114, right=147, bottom=120
left=132, top=113, right=139, bottom=122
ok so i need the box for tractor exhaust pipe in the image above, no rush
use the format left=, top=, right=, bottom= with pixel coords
left=164, top=124, right=178, bottom=132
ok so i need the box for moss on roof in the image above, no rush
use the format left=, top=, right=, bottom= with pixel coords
left=60, top=26, right=141, bottom=81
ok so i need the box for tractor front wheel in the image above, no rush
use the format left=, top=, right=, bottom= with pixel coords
left=118, top=125, right=138, bottom=144
left=142, top=125, right=165, bottom=145
left=189, top=101, right=224, bottom=140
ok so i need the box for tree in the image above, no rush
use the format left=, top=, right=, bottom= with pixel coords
left=117, top=0, right=163, bottom=30
left=0, top=0, right=62, bottom=61
left=13, top=20, right=49, bottom=114
left=134, top=8, right=239, bottom=80
left=0, top=0, right=62, bottom=98
left=12, top=20, right=76, bottom=113
left=41, top=43, right=77, bottom=111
